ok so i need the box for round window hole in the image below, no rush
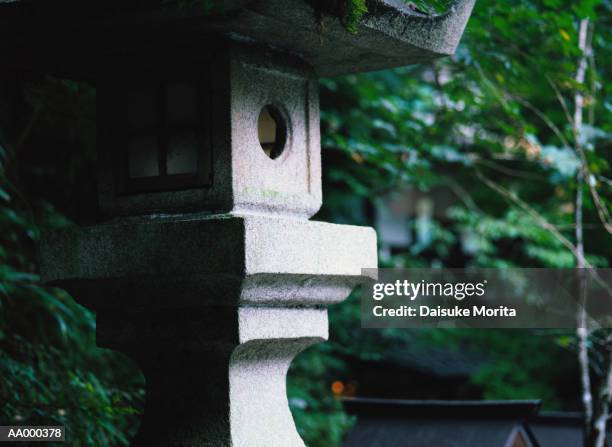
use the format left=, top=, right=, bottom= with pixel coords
left=258, top=105, right=287, bottom=159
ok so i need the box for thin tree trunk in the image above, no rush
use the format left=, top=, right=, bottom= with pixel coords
left=594, top=343, right=612, bottom=447
left=574, top=18, right=592, bottom=445
left=573, top=17, right=610, bottom=447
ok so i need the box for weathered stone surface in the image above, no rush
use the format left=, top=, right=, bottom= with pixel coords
left=40, top=214, right=377, bottom=309
left=0, top=0, right=475, bottom=77
left=108, top=307, right=327, bottom=447
left=224, top=0, right=477, bottom=75
left=40, top=209, right=375, bottom=446
left=229, top=45, right=321, bottom=218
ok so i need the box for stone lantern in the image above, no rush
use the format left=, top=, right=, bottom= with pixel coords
left=0, top=0, right=474, bottom=445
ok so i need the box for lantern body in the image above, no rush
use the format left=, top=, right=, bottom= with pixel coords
left=97, top=42, right=321, bottom=219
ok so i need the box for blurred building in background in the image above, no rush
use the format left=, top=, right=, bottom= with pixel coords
left=343, top=398, right=612, bottom=447
left=374, top=185, right=477, bottom=265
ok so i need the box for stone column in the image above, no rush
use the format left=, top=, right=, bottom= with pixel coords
left=40, top=41, right=377, bottom=446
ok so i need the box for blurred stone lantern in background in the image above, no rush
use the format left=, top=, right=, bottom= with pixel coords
left=0, top=0, right=474, bottom=445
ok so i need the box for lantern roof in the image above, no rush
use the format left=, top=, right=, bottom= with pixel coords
left=0, top=0, right=475, bottom=77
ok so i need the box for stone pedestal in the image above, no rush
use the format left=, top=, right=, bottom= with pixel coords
left=41, top=215, right=376, bottom=446
left=105, top=307, right=326, bottom=447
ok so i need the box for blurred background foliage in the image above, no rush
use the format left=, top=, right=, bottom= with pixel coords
left=0, top=75, right=144, bottom=445
left=0, top=0, right=611, bottom=446
left=289, top=0, right=612, bottom=445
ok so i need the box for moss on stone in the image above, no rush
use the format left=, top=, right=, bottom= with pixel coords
left=343, top=0, right=369, bottom=34
left=177, top=0, right=450, bottom=34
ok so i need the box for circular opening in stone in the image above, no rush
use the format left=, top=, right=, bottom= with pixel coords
left=258, top=105, right=287, bottom=159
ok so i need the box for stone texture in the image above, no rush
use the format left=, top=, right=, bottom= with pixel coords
left=229, top=45, right=321, bottom=218
left=40, top=213, right=376, bottom=309
left=96, top=307, right=327, bottom=446
left=40, top=213, right=376, bottom=446
left=228, top=0, right=477, bottom=75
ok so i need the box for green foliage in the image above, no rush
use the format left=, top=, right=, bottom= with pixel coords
left=289, top=346, right=354, bottom=447
left=343, top=0, right=368, bottom=34
left=289, top=290, right=412, bottom=447
left=289, top=0, right=612, bottom=445
left=315, top=0, right=612, bottom=268
left=421, top=329, right=579, bottom=410
left=0, top=81, right=144, bottom=446
left=338, top=0, right=452, bottom=33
